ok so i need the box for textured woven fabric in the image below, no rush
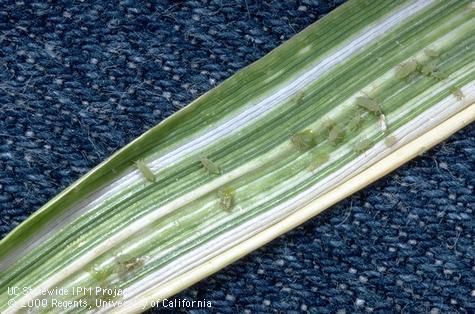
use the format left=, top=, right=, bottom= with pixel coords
left=1, top=1, right=474, bottom=313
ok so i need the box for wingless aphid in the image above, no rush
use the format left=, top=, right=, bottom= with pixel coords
left=396, top=60, right=418, bottom=79
left=218, top=186, right=235, bottom=211
left=347, top=110, right=365, bottom=132
left=353, top=138, right=374, bottom=154
left=450, top=86, right=464, bottom=100
left=419, top=61, right=437, bottom=76
left=291, top=129, right=316, bottom=151
left=431, top=70, right=449, bottom=81
left=328, top=124, right=345, bottom=146
left=424, top=48, right=440, bottom=58
left=200, top=157, right=221, bottom=175
left=117, top=255, right=145, bottom=280
left=135, top=159, right=156, bottom=182
left=355, top=95, right=382, bottom=114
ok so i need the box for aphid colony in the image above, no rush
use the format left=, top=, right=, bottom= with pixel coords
left=291, top=91, right=396, bottom=169
left=133, top=154, right=235, bottom=213
left=132, top=48, right=457, bottom=215
left=396, top=49, right=450, bottom=82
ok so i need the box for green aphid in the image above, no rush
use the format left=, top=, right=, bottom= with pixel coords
left=347, top=112, right=364, bottom=132
left=328, top=124, right=345, bottom=146
left=353, top=138, right=374, bottom=154
left=308, top=152, right=330, bottom=171
left=117, top=255, right=144, bottom=279
left=419, top=61, right=437, bottom=76
left=424, top=48, right=440, bottom=58
left=396, top=60, right=418, bottom=79
left=291, top=129, right=316, bottom=151
left=218, top=186, right=235, bottom=211
left=83, top=267, right=121, bottom=307
left=200, top=157, right=221, bottom=175
left=135, top=159, right=156, bottom=182
left=384, top=135, right=398, bottom=147
left=355, top=96, right=382, bottom=114
left=431, top=70, right=449, bottom=81
left=450, top=86, right=464, bottom=100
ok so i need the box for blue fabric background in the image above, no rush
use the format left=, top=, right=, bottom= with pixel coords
left=0, top=1, right=474, bottom=313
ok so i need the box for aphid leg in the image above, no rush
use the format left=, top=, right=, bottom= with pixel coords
left=200, top=156, right=221, bottom=175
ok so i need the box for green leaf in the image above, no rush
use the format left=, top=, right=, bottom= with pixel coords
left=1, top=0, right=474, bottom=312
